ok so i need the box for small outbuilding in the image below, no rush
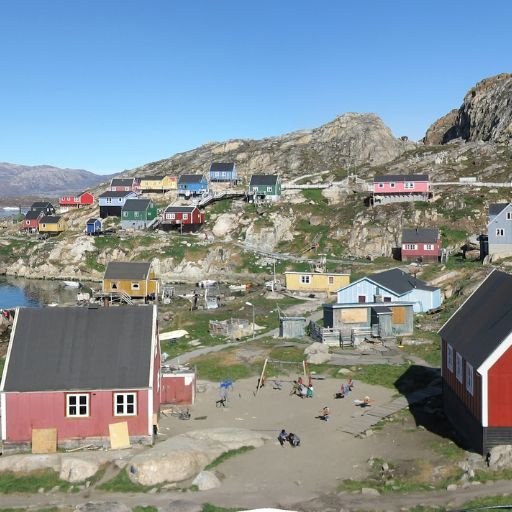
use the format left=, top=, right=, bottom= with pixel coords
left=102, top=261, right=159, bottom=300
left=160, top=369, right=196, bottom=405
left=161, top=205, right=204, bottom=231
left=248, top=175, right=281, bottom=202
left=86, top=217, right=102, bottom=235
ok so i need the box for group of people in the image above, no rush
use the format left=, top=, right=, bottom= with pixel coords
left=290, top=376, right=314, bottom=399
left=278, top=429, right=301, bottom=447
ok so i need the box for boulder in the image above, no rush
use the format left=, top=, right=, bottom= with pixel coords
left=60, top=457, right=101, bottom=483
left=306, top=351, right=331, bottom=364
left=128, top=428, right=269, bottom=486
left=0, top=454, right=61, bottom=473
left=304, top=342, right=331, bottom=364
left=304, top=342, right=329, bottom=355
left=488, top=445, right=512, bottom=469
left=192, top=470, right=222, bottom=490
left=158, top=501, right=203, bottom=512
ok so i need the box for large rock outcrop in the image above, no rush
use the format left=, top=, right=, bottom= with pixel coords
left=425, top=73, right=512, bottom=144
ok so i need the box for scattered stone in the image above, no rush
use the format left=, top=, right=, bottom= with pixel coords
left=488, top=444, right=512, bottom=469
left=447, top=483, right=457, bottom=491
left=192, top=470, right=221, bottom=491
left=74, top=502, right=131, bottom=512
left=337, top=368, right=353, bottom=375
left=158, top=501, right=202, bottom=512
left=361, top=487, right=380, bottom=496
left=60, top=457, right=100, bottom=483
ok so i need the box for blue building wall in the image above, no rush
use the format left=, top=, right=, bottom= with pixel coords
left=86, top=219, right=101, bottom=234
left=178, top=177, right=209, bottom=196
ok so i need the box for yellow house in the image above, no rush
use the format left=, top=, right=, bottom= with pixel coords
left=284, top=272, right=350, bottom=294
left=139, top=175, right=177, bottom=192
left=38, top=215, right=65, bottom=235
left=103, top=261, right=159, bottom=299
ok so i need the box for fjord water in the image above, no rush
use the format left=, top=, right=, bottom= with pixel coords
left=0, top=277, right=80, bottom=309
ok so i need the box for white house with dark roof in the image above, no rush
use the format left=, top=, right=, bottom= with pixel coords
left=487, top=203, right=512, bottom=260
left=336, top=267, right=442, bottom=313
left=0, top=305, right=160, bottom=451
left=440, top=269, right=512, bottom=453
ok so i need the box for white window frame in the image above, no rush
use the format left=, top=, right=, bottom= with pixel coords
left=266, top=186, right=272, bottom=192
left=424, top=244, right=434, bottom=251
left=114, top=392, right=137, bottom=416
left=300, top=275, right=311, bottom=284
left=106, top=198, right=112, bottom=204
left=389, top=182, right=396, bottom=188
left=168, top=213, right=175, bottom=219
left=377, top=183, right=384, bottom=189
left=66, top=393, right=90, bottom=417
left=403, top=244, right=417, bottom=250
left=328, top=276, right=334, bottom=285
left=447, top=343, right=453, bottom=372
left=122, top=211, right=128, bottom=217
left=404, top=182, right=415, bottom=189
left=507, top=212, right=512, bottom=220
left=456, top=352, right=463, bottom=383
left=466, top=362, right=474, bottom=395
left=183, top=213, right=189, bottom=220
left=497, top=228, right=505, bottom=237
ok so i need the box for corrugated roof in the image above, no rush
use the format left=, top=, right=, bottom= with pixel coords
left=104, top=261, right=152, bottom=280
left=123, top=199, right=151, bottom=211
left=439, top=270, right=512, bottom=368
left=373, top=174, right=429, bottom=183
left=489, top=203, right=509, bottom=216
left=210, top=162, right=235, bottom=173
left=2, top=306, right=154, bottom=392
left=40, top=215, right=61, bottom=224
left=368, top=268, right=437, bottom=295
left=249, top=175, right=279, bottom=186
left=164, top=206, right=196, bottom=213
left=179, top=174, right=205, bottom=184
left=402, top=228, right=439, bottom=244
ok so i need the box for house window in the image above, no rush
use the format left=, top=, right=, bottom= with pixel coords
left=183, top=214, right=188, bottom=220
left=131, top=282, right=140, bottom=290
left=66, top=393, right=89, bottom=417
left=466, top=362, right=474, bottom=395
left=328, top=276, right=334, bottom=285
left=378, top=183, right=384, bottom=188
left=403, top=244, right=417, bottom=250
left=358, top=295, right=366, bottom=303
left=383, top=297, right=392, bottom=302
left=404, top=182, right=415, bottom=189
left=267, top=186, right=272, bottom=192
left=114, top=392, right=137, bottom=416
left=507, top=212, right=512, bottom=220
left=456, top=352, right=463, bottom=383
left=300, top=275, right=311, bottom=284
left=447, top=344, right=453, bottom=372
left=135, top=212, right=139, bottom=218
left=390, top=182, right=396, bottom=188
left=106, top=198, right=112, bottom=204
left=497, top=228, right=505, bottom=237
left=168, top=213, right=175, bottom=220
left=424, top=244, right=434, bottom=251
left=122, top=212, right=128, bottom=217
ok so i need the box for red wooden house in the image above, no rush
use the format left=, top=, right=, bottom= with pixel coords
left=110, top=178, right=140, bottom=193
left=162, top=205, right=204, bottom=232
left=440, top=269, right=512, bottom=453
left=0, top=305, right=160, bottom=451
left=401, top=228, right=441, bottom=263
left=21, top=210, right=43, bottom=232
left=58, top=191, right=94, bottom=208
left=373, top=174, right=430, bottom=205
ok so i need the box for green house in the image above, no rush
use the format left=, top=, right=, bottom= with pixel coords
left=248, top=175, right=282, bottom=202
left=121, top=199, right=158, bottom=230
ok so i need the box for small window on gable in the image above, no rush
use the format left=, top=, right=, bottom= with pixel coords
left=456, top=352, right=463, bottom=383
left=497, top=228, right=505, bottom=237
left=507, top=212, right=512, bottom=220
left=447, top=344, right=453, bottom=372
left=466, top=362, right=474, bottom=395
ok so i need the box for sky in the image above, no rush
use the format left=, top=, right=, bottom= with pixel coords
left=0, top=1, right=510, bottom=175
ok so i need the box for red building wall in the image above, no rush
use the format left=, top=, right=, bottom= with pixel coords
left=160, top=374, right=195, bottom=405
left=165, top=209, right=204, bottom=225
left=488, top=345, right=512, bottom=426
left=402, top=241, right=441, bottom=262
left=22, top=219, right=39, bottom=230
left=4, top=389, right=150, bottom=443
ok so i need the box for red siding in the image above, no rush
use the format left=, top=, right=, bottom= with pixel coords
left=59, top=192, right=94, bottom=207
left=402, top=241, right=441, bottom=261
left=160, top=374, right=195, bottom=405
left=22, top=219, right=39, bottom=230
left=488, top=345, right=512, bottom=426
left=4, top=389, right=150, bottom=443
left=164, top=208, right=204, bottom=225
left=153, top=335, right=161, bottom=416
left=442, top=339, right=482, bottom=422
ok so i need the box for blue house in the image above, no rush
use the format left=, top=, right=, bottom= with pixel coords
left=336, top=267, right=442, bottom=313
left=178, top=175, right=208, bottom=198
left=209, top=162, right=237, bottom=183
left=86, top=218, right=102, bottom=235
left=98, top=191, right=137, bottom=218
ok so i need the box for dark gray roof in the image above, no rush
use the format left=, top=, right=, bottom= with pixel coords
left=111, top=178, right=134, bottom=187
left=87, top=218, right=100, bottom=224
left=179, top=174, right=205, bottom=184
left=25, top=210, right=41, bottom=220
left=373, top=174, right=429, bottom=183
left=489, top=203, right=509, bottom=216
left=99, top=191, right=134, bottom=198
left=40, top=215, right=61, bottom=224
left=249, top=175, right=279, bottom=186
left=439, top=270, right=512, bottom=368
left=141, top=175, right=164, bottom=181
left=402, top=228, right=439, bottom=244
left=123, top=199, right=152, bottom=212
left=104, top=261, right=152, bottom=280
left=368, top=268, right=437, bottom=295
left=31, top=201, right=54, bottom=209
left=164, top=206, right=196, bottom=213
left=371, top=306, right=392, bottom=314
left=2, top=306, right=154, bottom=392
left=210, top=162, right=235, bottom=173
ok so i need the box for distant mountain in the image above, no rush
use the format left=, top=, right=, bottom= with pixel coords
left=0, top=163, right=115, bottom=198
left=425, top=73, right=512, bottom=144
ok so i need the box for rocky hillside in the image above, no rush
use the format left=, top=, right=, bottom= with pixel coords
left=425, top=73, right=512, bottom=145
left=129, top=113, right=413, bottom=183
left=0, top=163, right=114, bottom=198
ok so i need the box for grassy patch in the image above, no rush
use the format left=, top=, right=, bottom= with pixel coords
left=462, top=495, right=512, bottom=509
left=430, top=439, right=465, bottom=461
left=191, top=350, right=264, bottom=381
left=98, top=469, right=153, bottom=493
left=344, top=364, right=410, bottom=389
left=133, top=507, right=158, bottom=512
left=205, top=446, right=255, bottom=470
left=0, top=470, right=72, bottom=494
left=201, top=504, right=244, bottom=512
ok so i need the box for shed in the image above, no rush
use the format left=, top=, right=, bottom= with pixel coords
left=160, top=369, right=196, bottom=405
left=279, top=315, right=307, bottom=338
left=86, top=218, right=102, bottom=235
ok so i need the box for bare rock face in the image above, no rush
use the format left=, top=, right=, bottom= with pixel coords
left=425, top=73, right=512, bottom=144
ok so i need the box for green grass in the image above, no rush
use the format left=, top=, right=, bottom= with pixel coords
left=0, top=470, right=72, bottom=494
left=98, top=469, right=153, bottom=493
left=133, top=507, right=158, bottom=512
left=201, top=504, right=244, bottom=512
left=205, top=446, right=255, bottom=470
left=344, top=364, right=410, bottom=389
left=430, top=439, right=465, bottom=461
left=191, top=351, right=264, bottom=381
left=462, top=495, right=512, bottom=509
